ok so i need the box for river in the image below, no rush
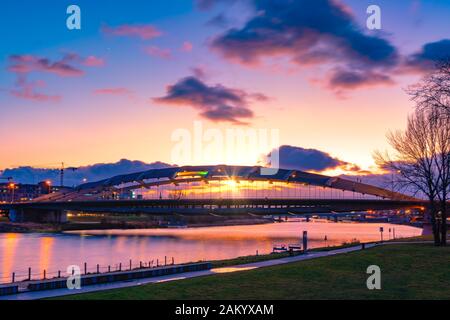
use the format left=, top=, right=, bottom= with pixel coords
left=0, top=221, right=421, bottom=283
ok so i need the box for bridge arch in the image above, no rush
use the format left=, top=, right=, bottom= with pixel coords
left=33, top=165, right=416, bottom=202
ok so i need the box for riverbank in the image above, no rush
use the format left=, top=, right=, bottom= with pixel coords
left=0, top=215, right=271, bottom=233
left=56, top=243, right=450, bottom=300
left=0, top=222, right=62, bottom=233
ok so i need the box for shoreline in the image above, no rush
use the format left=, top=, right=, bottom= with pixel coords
left=2, top=240, right=445, bottom=300
left=54, top=242, right=448, bottom=301
left=0, top=217, right=273, bottom=234
left=0, top=218, right=422, bottom=234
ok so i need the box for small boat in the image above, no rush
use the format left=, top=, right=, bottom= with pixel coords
left=272, top=244, right=288, bottom=252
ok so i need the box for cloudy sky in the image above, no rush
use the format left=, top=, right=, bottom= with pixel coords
left=1, top=0, right=449, bottom=177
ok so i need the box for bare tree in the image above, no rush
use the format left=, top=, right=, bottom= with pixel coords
left=432, top=110, right=450, bottom=245
left=374, top=109, right=450, bottom=246
left=407, top=61, right=450, bottom=245
left=408, top=60, right=450, bottom=119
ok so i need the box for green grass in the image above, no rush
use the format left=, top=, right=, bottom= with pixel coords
left=211, top=242, right=363, bottom=268
left=56, top=244, right=450, bottom=300
left=211, top=251, right=298, bottom=268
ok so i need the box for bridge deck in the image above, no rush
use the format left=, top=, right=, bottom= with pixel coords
left=1, top=198, right=426, bottom=211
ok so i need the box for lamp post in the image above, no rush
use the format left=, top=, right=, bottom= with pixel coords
left=45, top=180, right=52, bottom=194
left=8, top=182, right=15, bottom=203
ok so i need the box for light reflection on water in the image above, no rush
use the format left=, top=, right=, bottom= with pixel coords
left=0, top=221, right=421, bottom=283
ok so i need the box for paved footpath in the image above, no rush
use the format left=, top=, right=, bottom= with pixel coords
left=0, top=241, right=427, bottom=300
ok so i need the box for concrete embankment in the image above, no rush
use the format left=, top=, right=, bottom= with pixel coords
left=0, top=262, right=211, bottom=297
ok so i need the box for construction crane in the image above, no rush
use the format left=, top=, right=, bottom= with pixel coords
left=9, top=162, right=78, bottom=187
left=59, top=162, right=78, bottom=187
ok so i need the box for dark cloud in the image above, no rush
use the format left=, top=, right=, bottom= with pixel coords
left=8, top=54, right=91, bottom=77
left=1, top=159, right=172, bottom=186
left=153, top=76, right=267, bottom=124
left=202, top=1, right=450, bottom=90
left=209, top=0, right=398, bottom=90
left=7, top=53, right=103, bottom=102
left=327, top=68, right=394, bottom=90
left=404, top=39, right=450, bottom=73
left=268, top=145, right=360, bottom=172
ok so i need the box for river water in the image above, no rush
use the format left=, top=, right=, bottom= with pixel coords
left=0, top=221, right=421, bottom=283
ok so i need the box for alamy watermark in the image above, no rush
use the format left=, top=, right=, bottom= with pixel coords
left=367, top=5, right=382, bottom=30
left=170, top=121, right=280, bottom=175
left=366, top=265, right=381, bottom=290
left=66, top=265, right=81, bottom=290
left=66, top=5, right=81, bottom=30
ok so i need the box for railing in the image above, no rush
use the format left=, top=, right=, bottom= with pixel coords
left=0, top=256, right=177, bottom=285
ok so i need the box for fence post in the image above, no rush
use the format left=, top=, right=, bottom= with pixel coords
left=129, top=259, right=132, bottom=270
left=165, top=256, right=167, bottom=266
left=97, top=264, right=100, bottom=274
left=119, top=263, right=122, bottom=271
left=157, top=259, right=159, bottom=267
left=28, top=267, right=31, bottom=281
left=12, top=272, right=15, bottom=283
left=172, top=257, right=174, bottom=265
left=58, top=270, right=61, bottom=278
left=43, top=270, right=46, bottom=280
left=140, top=261, right=142, bottom=269
left=84, top=262, right=87, bottom=275
left=108, top=265, right=111, bottom=273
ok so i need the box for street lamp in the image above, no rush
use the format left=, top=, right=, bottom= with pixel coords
left=45, top=180, right=52, bottom=193
left=8, top=182, right=15, bottom=203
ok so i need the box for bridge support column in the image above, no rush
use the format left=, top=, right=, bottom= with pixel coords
left=41, top=210, right=68, bottom=223
left=8, top=209, right=26, bottom=223
left=8, top=209, right=67, bottom=224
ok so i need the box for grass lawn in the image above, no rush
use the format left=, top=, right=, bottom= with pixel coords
left=57, top=244, right=450, bottom=300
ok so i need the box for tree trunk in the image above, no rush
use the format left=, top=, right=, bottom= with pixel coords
left=440, top=200, right=447, bottom=246
left=429, top=202, right=441, bottom=246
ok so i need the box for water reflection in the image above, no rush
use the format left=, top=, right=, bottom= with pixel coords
left=0, top=222, right=421, bottom=283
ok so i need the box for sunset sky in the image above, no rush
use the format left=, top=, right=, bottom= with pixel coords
left=1, top=0, right=450, bottom=175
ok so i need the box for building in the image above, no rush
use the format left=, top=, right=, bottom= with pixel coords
left=0, top=182, right=71, bottom=203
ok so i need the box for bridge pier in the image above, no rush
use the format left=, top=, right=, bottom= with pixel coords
left=8, top=208, right=68, bottom=224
